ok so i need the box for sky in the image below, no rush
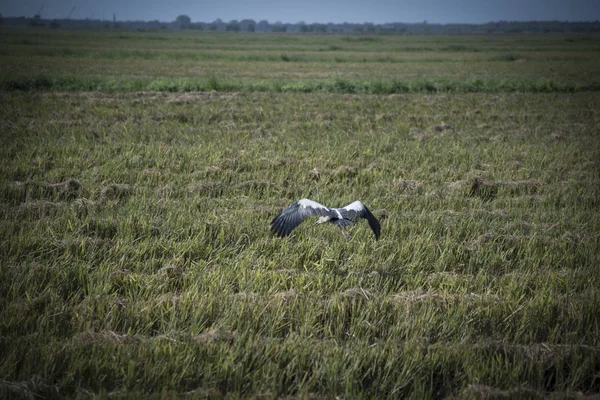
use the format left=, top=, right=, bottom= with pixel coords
left=2, top=0, right=600, bottom=24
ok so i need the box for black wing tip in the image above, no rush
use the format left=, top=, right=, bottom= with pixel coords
left=272, top=230, right=288, bottom=238
left=271, top=223, right=288, bottom=238
left=365, top=206, right=381, bottom=240
left=271, top=217, right=287, bottom=237
left=370, top=220, right=381, bottom=240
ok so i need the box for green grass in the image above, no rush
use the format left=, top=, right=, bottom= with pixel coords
left=2, top=28, right=600, bottom=84
left=2, top=75, right=599, bottom=94
left=1, top=28, right=600, bottom=398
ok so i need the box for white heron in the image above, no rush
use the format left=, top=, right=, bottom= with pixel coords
left=271, top=199, right=381, bottom=240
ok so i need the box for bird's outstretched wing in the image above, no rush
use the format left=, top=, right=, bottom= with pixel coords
left=271, top=199, right=332, bottom=237
left=337, top=201, right=381, bottom=240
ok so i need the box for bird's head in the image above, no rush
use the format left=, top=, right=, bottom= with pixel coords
left=315, top=216, right=330, bottom=225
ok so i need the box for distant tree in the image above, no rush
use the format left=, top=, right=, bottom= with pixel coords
left=49, top=19, right=60, bottom=29
left=176, top=14, right=191, bottom=29
left=272, top=21, right=286, bottom=32
left=30, top=14, right=43, bottom=27
left=0, top=12, right=3, bottom=25
left=212, top=18, right=225, bottom=31
left=176, top=15, right=191, bottom=24
left=240, top=19, right=255, bottom=32
left=147, top=20, right=162, bottom=30
left=256, top=20, right=270, bottom=32
left=311, top=23, right=327, bottom=33
left=226, top=20, right=241, bottom=31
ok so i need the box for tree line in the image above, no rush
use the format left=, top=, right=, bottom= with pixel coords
left=2, top=13, right=600, bottom=34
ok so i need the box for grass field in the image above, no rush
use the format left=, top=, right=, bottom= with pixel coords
left=1, top=28, right=600, bottom=398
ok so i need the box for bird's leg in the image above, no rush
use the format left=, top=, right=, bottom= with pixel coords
left=340, top=228, right=351, bottom=241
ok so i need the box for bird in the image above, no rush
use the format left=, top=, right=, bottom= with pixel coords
left=271, top=198, right=381, bottom=240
